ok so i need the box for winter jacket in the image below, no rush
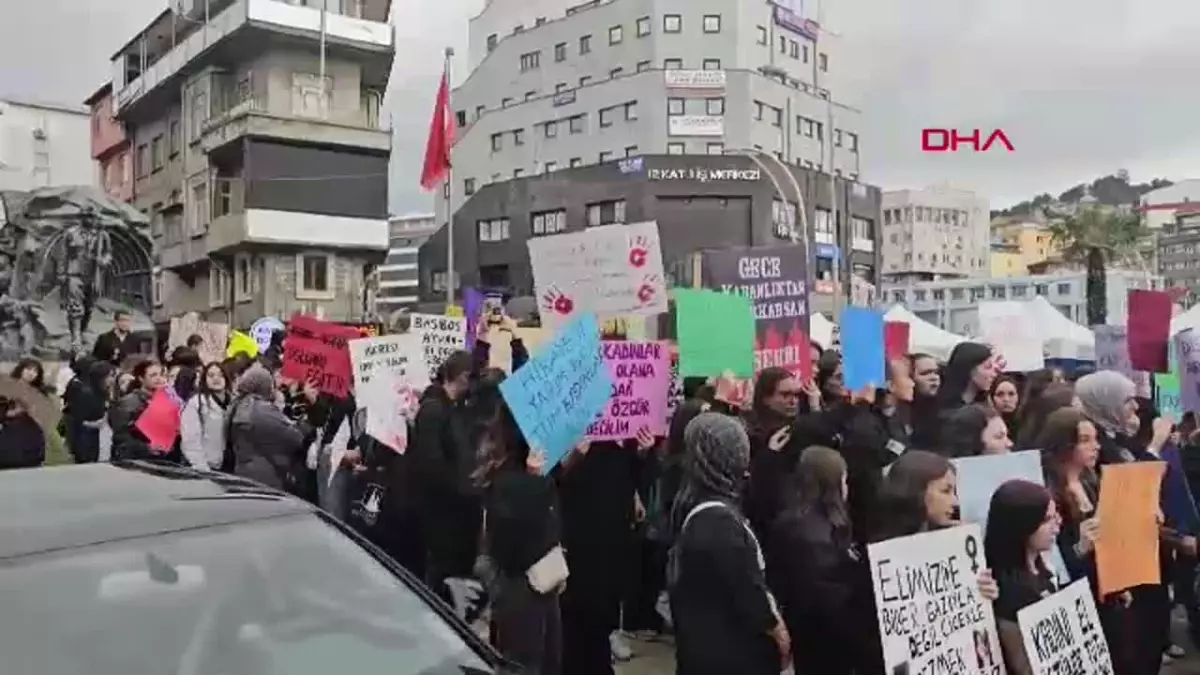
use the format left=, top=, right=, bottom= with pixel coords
left=227, top=394, right=305, bottom=490
left=180, top=394, right=228, bottom=470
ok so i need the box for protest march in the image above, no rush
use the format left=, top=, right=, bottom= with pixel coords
left=8, top=220, right=1200, bottom=675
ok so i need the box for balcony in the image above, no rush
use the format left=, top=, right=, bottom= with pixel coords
left=208, top=207, right=389, bottom=254
left=199, top=95, right=389, bottom=153
left=115, top=0, right=393, bottom=113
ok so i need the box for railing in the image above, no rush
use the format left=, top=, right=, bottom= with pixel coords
left=202, top=94, right=386, bottom=135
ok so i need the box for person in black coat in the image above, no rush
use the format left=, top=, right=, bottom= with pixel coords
left=91, top=310, right=137, bottom=366
left=767, top=446, right=869, bottom=675
left=744, top=367, right=804, bottom=540
left=64, top=361, right=116, bottom=464
left=936, top=341, right=995, bottom=416
left=0, top=398, right=46, bottom=469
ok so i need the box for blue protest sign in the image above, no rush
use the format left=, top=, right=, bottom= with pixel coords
left=499, top=313, right=613, bottom=472
left=840, top=307, right=885, bottom=391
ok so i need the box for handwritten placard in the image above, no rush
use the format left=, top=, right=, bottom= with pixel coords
left=527, top=221, right=668, bottom=325
left=1176, top=329, right=1200, bottom=413
left=409, top=313, right=466, bottom=384
left=499, top=314, right=614, bottom=471
left=281, top=316, right=358, bottom=398
left=867, top=524, right=1004, bottom=674
left=978, top=301, right=1042, bottom=372
left=348, top=334, right=422, bottom=391
left=665, top=354, right=683, bottom=428
left=168, top=312, right=230, bottom=365
left=349, top=334, right=423, bottom=452
left=1017, top=578, right=1112, bottom=674
left=1092, top=325, right=1132, bottom=375
left=586, top=340, right=670, bottom=441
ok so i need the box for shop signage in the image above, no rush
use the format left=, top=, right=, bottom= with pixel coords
left=773, top=5, right=819, bottom=39
left=667, top=114, right=724, bottom=137
left=647, top=167, right=761, bottom=182
left=664, top=69, right=726, bottom=90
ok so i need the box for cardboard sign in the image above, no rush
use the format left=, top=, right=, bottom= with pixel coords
left=409, top=313, right=467, bottom=384
left=1017, top=578, right=1112, bottom=674
left=586, top=341, right=670, bottom=441
left=280, top=316, right=358, bottom=398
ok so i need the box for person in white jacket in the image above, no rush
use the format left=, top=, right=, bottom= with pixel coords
left=180, top=363, right=233, bottom=471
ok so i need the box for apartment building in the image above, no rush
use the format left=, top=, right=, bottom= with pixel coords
left=437, top=0, right=863, bottom=225
left=989, top=219, right=1059, bottom=277
left=84, top=84, right=134, bottom=202
left=0, top=98, right=93, bottom=191
left=879, top=186, right=990, bottom=282
left=110, top=0, right=394, bottom=327
left=374, top=213, right=437, bottom=314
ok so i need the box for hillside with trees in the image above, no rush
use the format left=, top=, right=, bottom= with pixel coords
left=991, top=170, right=1174, bottom=218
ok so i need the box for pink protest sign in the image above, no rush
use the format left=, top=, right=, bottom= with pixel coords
left=586, top=340, right=671, bottom=441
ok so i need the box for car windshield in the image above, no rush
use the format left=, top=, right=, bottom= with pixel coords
left=0, top=513, right=493, bottom=675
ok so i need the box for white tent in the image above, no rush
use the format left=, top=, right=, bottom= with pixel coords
left=810, top=312, right=835, bottom=349
left=1023, top=296, right=1095, bottom=360
left=883, top=305, right=965, bottom=361
left=1172, top=303, right=1200, bottom=335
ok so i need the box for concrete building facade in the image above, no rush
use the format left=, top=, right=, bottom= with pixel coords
left=1158, top=208, right=1200, bottom=300
left=110, top=0, right=394, bottom=327
left=84, top=84, right=134, bottom=202
left=438, top=0, right=863, bottom=225
left=417, top=153, right=881, bottom=316
left=882, top=270, right=1161, bottom=335
left=0, top=98, right=94, bottom=192
left=375, top=213, right=437, bottom=314
left=880, top=186, right=989, bottom=282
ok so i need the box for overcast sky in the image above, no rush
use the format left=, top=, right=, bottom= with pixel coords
left=3, top=0, right=1196, bottom=214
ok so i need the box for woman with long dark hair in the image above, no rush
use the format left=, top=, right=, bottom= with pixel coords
left=985, top=480, right=1061, bottom=674
left=10, top=357, right=49, bottom=394
left=936, top=342, right=996, bottom=414
left=990, top=374, right=1022, bottom=441
left=941, top=403, right=1012, bottom=457
left=767, top=446, right=865, bottom=674
left=108, top=359, right=167, bottom=461
left=475, top=403, right=563, bottom=675
left=1015, top=382, right=1077, bottom=450
left=908, top=352, right=942, bottom=449
left=64, top=359, right=113, bottom=463
left=744, top=367, right=804, bottom=539
left=179, top=362, right=232, bottom=470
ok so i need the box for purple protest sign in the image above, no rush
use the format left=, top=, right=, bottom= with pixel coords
left=1177, top=329, right=1200, bottom=414
left=587, top=340, right=671, bottom=441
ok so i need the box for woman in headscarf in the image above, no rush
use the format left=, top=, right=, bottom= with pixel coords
left=226, top=365, right=305, bottom=490
left=936, top=342, right=996, bottom=416
left=668, top=413, right=788, bottom=675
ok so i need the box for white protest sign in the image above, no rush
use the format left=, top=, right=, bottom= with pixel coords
left=348, top=333, right=423, bottom=453
left=527, top=220, right=668, bottom=325
left=1093, top=325, right=1134, bottom=376
left=409, top=313, right=467, bottom=384
left=868, top=524, right=1005, bottom=675
left=664, top=356, right=683, bottom=428
left=978, top=301, right=1042, bottom=372
left=1017, top=578, right=1112, bottom=674
left=168, top=312, right=230, bottom=365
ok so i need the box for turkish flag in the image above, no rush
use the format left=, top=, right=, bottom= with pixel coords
left=419, top=68, right=454, bottom=190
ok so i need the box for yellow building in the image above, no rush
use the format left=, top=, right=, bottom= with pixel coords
left=989, top=221, right=1060, bottom=276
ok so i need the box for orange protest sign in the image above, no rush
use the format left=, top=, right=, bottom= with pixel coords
left=1096, top=461, right=1166, bottom=596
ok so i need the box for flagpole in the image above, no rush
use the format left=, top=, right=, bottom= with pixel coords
left=444, top=46, right=455, bottom=305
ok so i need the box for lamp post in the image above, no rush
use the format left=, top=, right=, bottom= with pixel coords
left=723, top=147, right=812, bottom=295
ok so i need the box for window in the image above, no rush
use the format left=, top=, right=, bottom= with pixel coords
left=554, top=43, right=567, bottom=61
left=757, top=26, right=768, bottom=44
left=513, top=129, right=525, bottom=145
left=666, top=142, right=685, bottom=155
left=599, top=108, right=613, bottom=127
left=456, top=110, right=468, bottom=127
left=569, top=157, right=583, bottom=168
left=636, top=16, right=651, bottom=36
left=625, top=101, right=638, bottom=120
left=477, top=218, right=510, bottom=242
left=580, top=35, right=591, bottom=54
left=706, top=142, right=724, bottom=155
left=135, top=144, right=148, bottom=177
left=475, top=104, right=485, bottom=119
left=609, top=25, right=623, bottom=44
left=189, top=178, right=208, bottom=236
left=624, top=145, right=638, bottom=157
left=555, top=82, right=569, bottom=93
left=544, top=121, right=557, bottom=138
left=545, top=161, right=557, bottom=172
left=188, top=90, right=208, bottom=140
left=524, top=91, right=536, bottom=101
left=706, top=98, right=724, bottom=115
left=703, top=15, right=721, bottom=32
left=519, top=51, right=540, bottom=71
left=834, top=129, right=843, bottom=147
left=213, top=176, right=232, bottom=217
left=486, top=33, right=498, bottom=51
left=586, top=200, right=626, bottom=226
left=464, top=178, right=476, bottom=195
left=152, top=268, right=163, bottom=307
left=208, top=264, right=228, bottom=308
left=490, top=133, right=502, bottom=152
left=579, top=76, right=592, bottom=87
left=234, top=253, right=254, bottom=302
left=168, top=120, right=180, bottom=156
left=531, top=209, right=567, bottom=236
left=569, top=115, right=585, bottom=133
left=667, top=98, right=685, bottom=115
left=772, top=199, right=797, bottom=239
left=702, top=58, right=721, bottom=70
left=819, top=53, right=828, bottom=71
left=637, top=60, right=651, bottom=72
left=513, top=168, right=524, bottom=178
left=599, top=151, right=613, bottom=163
left=609, top=67, right=623, bottom=79
left=846, top=132, right=859, bottom=152
left=663, top=15, right=681, bottom=32
left=663, top=58, right=682, bottom=70
left=149, top=203, right=164, bottom=238
left=291, top=73, right=331, bottom=118
left=296, top=253, right=333, bottom=298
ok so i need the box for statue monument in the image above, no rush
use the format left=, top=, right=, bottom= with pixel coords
left=0, top=186, right=153, bottom=360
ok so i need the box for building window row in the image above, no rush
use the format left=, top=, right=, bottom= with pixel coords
left=478, top=217, right=510, bottom=242
left=884, top=206, right=970, bottom=227
left=514, top=13, right=720, bottom=73
left=532, top=209, right=567, bottom=236
left=666, top=142, right=726, bottom=155
left=667, top=96, right=724, bottom=116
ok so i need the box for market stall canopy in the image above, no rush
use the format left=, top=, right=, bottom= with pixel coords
left=883, top=305, right=965, bottom=361
left=1024, top=296, right=1094, bottom=360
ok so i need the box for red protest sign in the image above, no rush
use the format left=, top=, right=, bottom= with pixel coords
left=281, top=316, right=359, bottom=398
left=884, top=321, right=910, bottom=362
left=134, top=389, right=182, bottom=453
left=1127, top=290, right=1172, bottom=373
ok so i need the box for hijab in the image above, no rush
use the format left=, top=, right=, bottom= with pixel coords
left=236, top=365, right=276, bottom=399
left=1075, top=371, right=1135, bottom=436
left=670, top=412, right=751, bottom=533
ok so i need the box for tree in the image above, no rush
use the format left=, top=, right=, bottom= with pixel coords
left=1046, top=206, right=1147, bottom=326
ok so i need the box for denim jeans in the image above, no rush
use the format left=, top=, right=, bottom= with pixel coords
left=316, top=447, right=351, bottom=521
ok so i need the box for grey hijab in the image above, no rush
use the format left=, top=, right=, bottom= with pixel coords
left=1075, top=370, right=1136, bottom=436
left=235, top=365, right=276, bottom=400
left=669, top=413, right=751, bottom=534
